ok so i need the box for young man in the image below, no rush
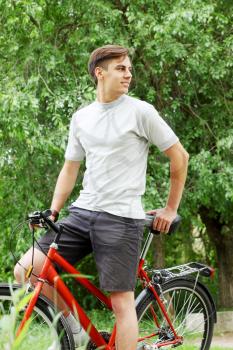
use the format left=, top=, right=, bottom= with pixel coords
left=14, top=45, right=189, bottom=350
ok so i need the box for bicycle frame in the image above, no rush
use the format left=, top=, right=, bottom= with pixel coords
left=16, top=229, right=183, bottom=349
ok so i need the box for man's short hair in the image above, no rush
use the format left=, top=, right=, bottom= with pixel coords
left=88, top=45, right=129, bottom=84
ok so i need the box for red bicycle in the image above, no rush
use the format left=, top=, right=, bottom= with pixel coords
left=0, top=210, right=216, bottom=349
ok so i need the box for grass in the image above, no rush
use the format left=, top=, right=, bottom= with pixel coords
left=181, top=348, right=232, bottom=350
left=87, top=308, right=115, bottom=332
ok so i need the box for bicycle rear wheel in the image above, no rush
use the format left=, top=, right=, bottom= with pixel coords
left=0, top=283, right=74, bottom=350
left=136, top=278, right=215, bottom=350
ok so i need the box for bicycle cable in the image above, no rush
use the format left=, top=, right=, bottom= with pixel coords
left=9, top=220, right=28, bottom=268
left=9, top=219, right=53, bottom=280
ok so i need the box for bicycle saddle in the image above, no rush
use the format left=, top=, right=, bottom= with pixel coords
left=144, top=214, right=182, bottom=235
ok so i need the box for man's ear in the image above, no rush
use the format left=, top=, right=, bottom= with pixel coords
left=95, top=67, right=104, bottom=82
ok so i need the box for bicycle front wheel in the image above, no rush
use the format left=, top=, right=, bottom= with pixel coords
left=136, top=278, right=215, bottom=350
left=0, top=283, right=74, bottom=350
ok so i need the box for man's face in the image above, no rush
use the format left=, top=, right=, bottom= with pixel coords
left=97, top=55, right=132, bottom=96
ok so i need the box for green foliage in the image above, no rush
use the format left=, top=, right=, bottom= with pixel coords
left=188, top=133, right=233, bottom=222
left=0, top=0, right=232, bottom=306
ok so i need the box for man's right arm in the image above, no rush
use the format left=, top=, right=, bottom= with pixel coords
left=50, top=160, right=81, bottom=220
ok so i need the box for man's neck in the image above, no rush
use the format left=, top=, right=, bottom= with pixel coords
left=96, top=88, right=123, bottom=103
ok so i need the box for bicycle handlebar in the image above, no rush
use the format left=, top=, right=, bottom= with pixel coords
left=27, top=210, right=60, bottom=234
left=28, top=210, right=182, bottom=236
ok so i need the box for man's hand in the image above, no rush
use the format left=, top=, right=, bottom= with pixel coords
left=146, top=207, right=177, bottom=234
left=29, top=212, right=56, bottom=231
left=29, top=221, right=44, bottom=231
left=49, top=214, right=57, bottom=222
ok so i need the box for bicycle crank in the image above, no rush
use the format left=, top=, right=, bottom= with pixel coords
left=86, top=331, right=111, bottom=349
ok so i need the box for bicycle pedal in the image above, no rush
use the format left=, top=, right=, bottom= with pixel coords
left=138, top=344, right=159, bottom=350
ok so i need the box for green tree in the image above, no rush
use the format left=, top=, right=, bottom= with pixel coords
left=0, top=0, right=232, bottom=308
left=128, top=0, right=233, bottom=307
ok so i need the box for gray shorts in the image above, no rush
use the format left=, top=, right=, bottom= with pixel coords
left=36, top=206, right=144, bottom=292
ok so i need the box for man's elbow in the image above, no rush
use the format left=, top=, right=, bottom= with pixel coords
left=183, top=149, right=189, bottom=163
left=164, top=142, right=189, bottom=165
left=181, top=148, right=189, bottom=169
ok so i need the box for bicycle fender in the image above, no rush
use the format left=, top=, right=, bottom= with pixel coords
left=0, top=283, right=59, bottom=309
left=194, top=280, right=217, bottom=323
left=135, top=288, right=150, bottom=309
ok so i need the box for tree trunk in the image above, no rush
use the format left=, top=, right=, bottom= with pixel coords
left=153, top=235, right=165, bottom=268
left=200, top=207, right=233, bottom=308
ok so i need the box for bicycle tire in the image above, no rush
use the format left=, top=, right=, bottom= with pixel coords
left=0, top=283, right=75, bottom=350
left=136, top=278, right=215, bottom=350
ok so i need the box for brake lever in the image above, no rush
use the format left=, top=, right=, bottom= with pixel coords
left=27, top=210, right=52, bottom=227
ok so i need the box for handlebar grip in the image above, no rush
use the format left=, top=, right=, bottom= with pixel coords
left=144, top=214, right=182, bottom=235
left=40, top=211, right=60, bottom=233
left=41, top=209, right=52, bottom=218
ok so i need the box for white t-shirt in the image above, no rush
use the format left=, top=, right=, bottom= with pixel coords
left=65, top=94, right=179, bottom=219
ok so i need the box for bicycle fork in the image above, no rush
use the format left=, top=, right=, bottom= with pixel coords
left=16, top=279, right=44, bottom=336
left=16, top=246, right=55, bottom=337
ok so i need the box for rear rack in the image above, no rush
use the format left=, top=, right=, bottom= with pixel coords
left=150, top=262, right=215, bottom=284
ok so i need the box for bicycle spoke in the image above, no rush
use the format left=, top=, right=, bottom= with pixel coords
left=137, top=279, right=214, bottom=350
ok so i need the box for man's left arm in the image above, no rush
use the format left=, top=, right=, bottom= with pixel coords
left=147, top=141, right=189, bottom=233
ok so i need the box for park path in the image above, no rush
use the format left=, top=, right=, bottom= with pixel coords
left=211, top=333, right=233, bottom=348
